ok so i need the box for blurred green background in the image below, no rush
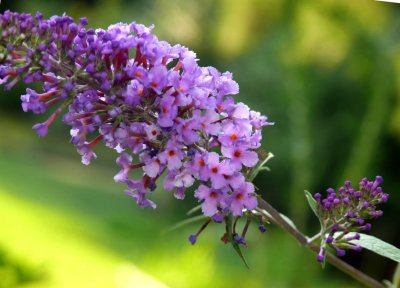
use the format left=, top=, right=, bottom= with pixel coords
left=0, top=0, right=399, bottom=287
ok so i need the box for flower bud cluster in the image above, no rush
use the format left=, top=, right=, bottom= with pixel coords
left=313, top=176, right=389, bottom=262
left=0, top=11, right=272, bottom=218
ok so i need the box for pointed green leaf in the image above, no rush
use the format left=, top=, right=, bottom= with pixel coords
left=258, top=152, right=274, bottom=168
left=304, top=190, right=319, bottom=218
left=230, top=241, right=249, bottom=269
left=279, top=213, right=297, bottom=230
left=348, top=233, right=400, bottom=263
left=226, top=215, right=249, bottom=268
left=392, top=263, right=400, bottom=287
left=163, top=215, right=207, bottom=233
left=249, top=152, right=274, bottom=181
left=187, top=204, right=202, bottom=215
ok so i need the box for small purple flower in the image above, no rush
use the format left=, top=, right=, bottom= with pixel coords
left=207, top=152, right=233, bottom=189
left=258, top=224, right=268, bottom=233
left=212, top=212, right=224, bottom=223
left=218, top=121, right=251, bottom=147
left=143, top=157, right=161, bottom=178
left=158, top=141, right=183, bottom=170
left=114, top=153, right=134, bottom=182
left=188, top=151, right=209, bottom=181
left=158, top=94, right=178, bottom=127
left=229, top=182, right=257, bottom=216
left=145, top=124, right=160, bottom=141
left=146, top=65, right=168, bottom=94
left=317, top=248, right=326, bottom=263
left=77, top=143, right=97, bottom=165
left=193, top=109, right=221, bottom=135
left=195, top=184, right=224, bottom=216
left=188, top=234, right=197, bottom=245
left=173, top=169, right=195, bottom=188
left=32, top=122, right=49, bottom=137
left=175, top=117, right=200, bottom=144
left=221, top=145, right=258, bottom=169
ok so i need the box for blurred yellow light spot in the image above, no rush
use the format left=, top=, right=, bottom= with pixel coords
left=0, top=189, right=168, bottom=288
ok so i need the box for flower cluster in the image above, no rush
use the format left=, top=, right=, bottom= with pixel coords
left=313, top=176, right=389, bottom=262
left=0, top=11, right=272, bottom=221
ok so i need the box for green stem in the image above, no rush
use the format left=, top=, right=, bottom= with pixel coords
left=256, top=199, right=384, bottom=288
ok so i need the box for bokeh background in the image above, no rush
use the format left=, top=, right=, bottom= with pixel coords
left=1, top=0, right=399, bottom=287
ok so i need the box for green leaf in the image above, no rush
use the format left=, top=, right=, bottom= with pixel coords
left=304, top=190, right=319, bottom=218
left=279, top=213, right=297, bottom=230
left=249, top=152, right=274, bottom=181
left=163, top=215, right=208, bottom=233
left=186, top=204, right=202, bottom=215
left=230, top=241, right=249, bottom=269
left=226, top=215, right=249, bottom=268
left=349, top=233, right=400, bottom=263
left=392, top=263, right=400, bottom=287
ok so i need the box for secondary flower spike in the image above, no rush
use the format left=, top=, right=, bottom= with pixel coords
left=0, top=11, right=272, bottom=221
left=313, top=176, right=389, bottom=262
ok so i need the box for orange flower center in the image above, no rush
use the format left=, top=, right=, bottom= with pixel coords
left=234, top=150, right=241, bottom=158
left=168, top=150, right=176, bottom=157
left=235, top=193, right=243, bottom=201
left=210, top=191, right=217, bottom=199
left=198, top=159, right=205, bottom=167
left=230, top=133, right=238, bottom=140
left=211, top=167, right=218, bottom=174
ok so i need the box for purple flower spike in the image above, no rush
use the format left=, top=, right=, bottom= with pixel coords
left=313, top=177, right=388, bottom=262
left=0, top=10, right=274, bottom=249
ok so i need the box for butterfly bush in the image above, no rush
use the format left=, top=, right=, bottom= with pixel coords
left=0, top=10, right=391, bottom=266
left=0, top=11, right=272, bottom=227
